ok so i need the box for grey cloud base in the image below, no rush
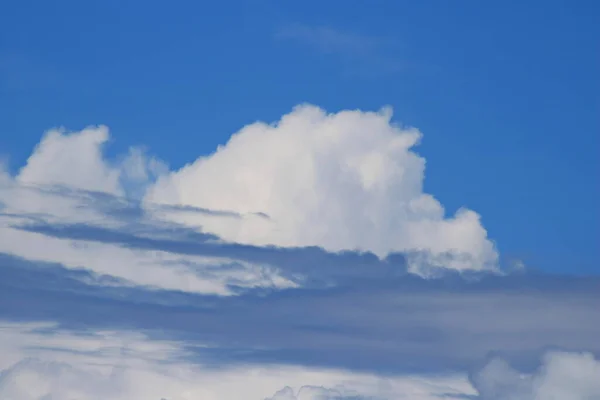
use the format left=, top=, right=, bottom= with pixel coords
left=1, top=248, right=598, bottom=375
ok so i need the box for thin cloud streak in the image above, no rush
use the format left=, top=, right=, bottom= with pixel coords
left=276, top=24, right=405, bottom=76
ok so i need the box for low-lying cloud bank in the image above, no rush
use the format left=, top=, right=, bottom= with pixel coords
left=0, top=321, right=597, bottom=399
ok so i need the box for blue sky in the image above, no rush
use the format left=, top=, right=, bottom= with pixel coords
left=0, top=1, right=599, bottom=399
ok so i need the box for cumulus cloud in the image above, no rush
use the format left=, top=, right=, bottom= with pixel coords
left=146, top=105, right=498, bottom=272
left=2, top=126, right=165, bottom=219
left=0, top=104, right=501, bottom=299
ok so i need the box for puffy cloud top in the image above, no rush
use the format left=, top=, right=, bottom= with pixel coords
left=17, top=126, right=121, bottom=194
left=147, top=105, right=498, bottom=271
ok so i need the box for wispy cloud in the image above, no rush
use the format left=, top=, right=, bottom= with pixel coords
left=277, top=24, right=382, bottom=56
left=276, top=24, right=404, bottom=76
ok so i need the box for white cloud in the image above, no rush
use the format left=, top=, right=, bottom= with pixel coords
left=147, top=105, right=498, bottom=272
left=2, top=126, right=165, bottom=222
left=119, top=146, right=168, bottom=200
left=472, top=351, right=600, bottom=399
left=0, top=104, right=499, bottom=298
left=17, top=126, right=121, bottom=194
left=0, top=127, right=295, bottom=295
